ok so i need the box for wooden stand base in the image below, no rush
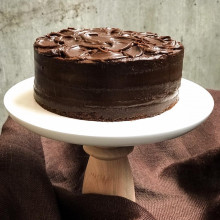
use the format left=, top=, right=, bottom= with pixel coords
left=82, top=145, right=135, bottom=201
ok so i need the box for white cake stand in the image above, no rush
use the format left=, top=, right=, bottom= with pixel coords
left=4, top=77, right=214, bottom=201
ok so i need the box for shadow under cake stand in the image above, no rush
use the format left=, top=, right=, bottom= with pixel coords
left=4, top=77, right=214, bottom=202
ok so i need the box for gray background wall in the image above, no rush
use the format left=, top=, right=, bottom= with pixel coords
left=0, top=0, right=220, bottom=131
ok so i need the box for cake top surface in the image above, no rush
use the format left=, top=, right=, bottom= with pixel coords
left=34, top=27, right=183, bottom=62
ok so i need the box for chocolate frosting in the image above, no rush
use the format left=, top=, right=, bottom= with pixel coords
left=34, top=28, right=183, bottom=61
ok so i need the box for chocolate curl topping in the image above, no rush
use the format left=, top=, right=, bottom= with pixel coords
left=34, top=28, right=184, bottom=61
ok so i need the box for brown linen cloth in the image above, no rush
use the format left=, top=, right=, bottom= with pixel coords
left=0, top=89, right=219, bottom=220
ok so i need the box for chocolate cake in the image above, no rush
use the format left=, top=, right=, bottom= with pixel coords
left=33, top=28, right=184, bottom=121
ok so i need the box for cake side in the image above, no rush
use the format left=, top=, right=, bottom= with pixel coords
left=33, top=28, right=184, bottom=121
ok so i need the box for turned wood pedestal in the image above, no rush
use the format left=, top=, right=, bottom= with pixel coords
left=82, top=146, right=135, bottom=201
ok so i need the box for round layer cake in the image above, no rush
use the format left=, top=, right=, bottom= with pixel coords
left=34, top=27, right=184, bottom=121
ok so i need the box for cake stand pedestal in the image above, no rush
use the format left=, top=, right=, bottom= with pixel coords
left=82, top=145, right=135, bottom=201
left=4, top=77, right=214, bottom=202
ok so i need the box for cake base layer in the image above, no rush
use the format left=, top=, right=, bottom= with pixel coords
left=34, top=91, right=178, bottom=121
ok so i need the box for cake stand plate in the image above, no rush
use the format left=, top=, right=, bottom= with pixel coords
left=4, top=77, right=214, bottom=201
left=4, top=77, right=214, bottom=147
